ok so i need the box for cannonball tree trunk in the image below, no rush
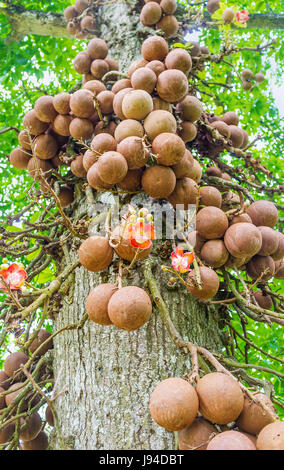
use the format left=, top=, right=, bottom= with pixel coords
left=52, top=1, right=223, bottom=450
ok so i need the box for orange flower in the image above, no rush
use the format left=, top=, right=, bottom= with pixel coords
left=0, top=261, right=27, bottom=292
left=236, top=10, right=249, bottom=24
left=171, top=246, right=194, bottom=273
left=123, top=207, right=156, bottom=250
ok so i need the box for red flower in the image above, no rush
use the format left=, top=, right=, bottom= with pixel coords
left=0, top=261, right=27, bottom=292
left=125, top=220, right=156, bottom=250
left=236, top=10, right=249, bottom=24
left=171, top=246, right=194, bottom=273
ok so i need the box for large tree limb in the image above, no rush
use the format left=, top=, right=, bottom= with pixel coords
left=1, top=4, right=284, bottom=43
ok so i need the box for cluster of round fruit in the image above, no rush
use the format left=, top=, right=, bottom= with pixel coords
left=186, top=198, right=283, bottom=301
left=0, top=329, right=53, bottom=449
left=139, top=0, right=179, bottom=39
left=64, top=0, right=96, bottom=39
left=150, top=372, right=284, bottom=450
left=204, top=111, right=249, bottom=157
left=240, top=69, right=265, bottom=91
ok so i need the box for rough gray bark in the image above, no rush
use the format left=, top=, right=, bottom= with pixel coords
left=48, top=1, right=224, bottom=450
left=1, top=3, right=284, bottom=43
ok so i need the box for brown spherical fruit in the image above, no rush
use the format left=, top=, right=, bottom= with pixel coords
left=140, top=2, right=162, bottom=25
left=199, top=186, right=222, bottom=208
left=118, top=169, right=142, bottom=191
left=19, top=412, right=42, bottom=441
left=5, top=382, right=27, bottom=409
left=128, top=59, right=149, bottom=79
left=178, top=122, right=197, bottom=143
left=146, top=60, right=165, bottom=77
left=73, top=52, right=92, bottom=75
left=112, top=79, right=132, bottom=94
left=29, top=329, right=53, bottom=356
left=211, top=120, right=230, bottom=138
left=0, top=386, right=6, bottom=410
left=131, top=67, right=157, bottom=94
left=230, top=213, right=252, bottom=225
left=70, top=89, right=95, bottom=118
left=196, top=206, right=228, bottom=240
left=117, top=136, right=149, bottom=169
left=144, top=110, right=176, bottom=140
left=142, top=165, right=176, bottom=199
left=86, top=283, right=117, bottom=325
left=78, top=236, right=113, bottom=272
left=246, top=255, right=275, bottom=281
left=34, top=96, right=57, bottom=123
left=113, top=87, right=133, bottom=120
left=165, top=48, right=192, bottom=75
left=187, top=41, right=201, bottom=57
left=222, top=7, right=235, bottom=24
left=122, top=90, right=153, bottom=120
left=206, top=166, right=222, bottom=177
left=172, top=149, right=194, bottom=178
left=187, top=231, right=205, bottom=254
left=207, top=430, right=256, bottom=450
left=254, top=72, right=265, bottom=83
left=18, top=130, right=33, bottom=150
left=95, top=120, right=117, bottom=137
left=87, top=38, right=108, bottom=59
left=236, top=392, right=276, bottom=435
left=83, top=80, right=106, bottom=95
left=45, top=406, right=54, bottom=427
left=240, top=129, right=249, bottom=149
left=222, top=111, right=239, bottom=126
left=152, top=133, right=185, bottom=166
left=91, top=133, right=117, bottom=156
left=96, top=151, right=128, bottom=184
left=186, top=266, right=219, bottom=300
left=149, top=378, right=199, bottom=431
left=69, top=118, right=93, bottom=140
left=33, top=134, right=58, bottom=160
left=21, top=431, right=49, bottom=450
left=64, top=6, right=79, bottom=21
left=9, top=147, right=31, bottom=169
left=275, top=258, right=284, bottom=277
left=111, top=225, right=152, bottom=261
left=247, top=200, right=278, bottom=228
left=257, top=226, right=279, bottom=256
left=141, top=36, right=169, bottom=62
left=196, top=372, right=244, bottom=424
left=256, top=422, right=284, bottom=450
left=157, top=69, right=188, bottom=103
left=272, top=232, right=284, bottom=261
left=160, top=0, right=177, bottom=14
left=4, top=352, right=29, bottom=378
left=152, top=97, right=172, bottom=112
left=186, top=159, right=202, bottom=183
left=108, top=286, right=152, bottom=331
left=176, top=95, right=203, bottom=122
left=87, top=163, right=113, bottom=190
left=201, top=240, right=229, bottom=268
left=90, top=59, right=109, bottom=79
left=253, top=291, right=273, bottom=310
left=156, top=15, right=179, bottom=38
left=104, top=57, right=119, bottom=71
left=0, top=423, right=15, bottom=445
left=207, top=0, right=220, bottom=14
left=114, top=119, right=144, bottom=143
left=23, top=110, right=49, bottom=136
left=58, top=186, right=74, bottom=208
left=71, top=154, right=87, bottom=178
left=97, top=90, right=114, bottom=115
left=229, top=125, right=244, bottom=148
left=81, top=15, right=96, bottom=31
left=0, top=371, right=11, bottom=390
left=27, top=157, right=52, bottom=181
left=168, top=177, right=198, bottom=209
left=224, top=223, right=262, bottom=258
left=179, top=417, right=216, bottom=450
left=52, top=114, right=72, bottom=136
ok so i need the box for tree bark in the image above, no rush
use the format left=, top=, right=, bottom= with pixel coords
left=1, top=3, right=284, bottom=43
left=49, top=0, right=224, bottom=451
